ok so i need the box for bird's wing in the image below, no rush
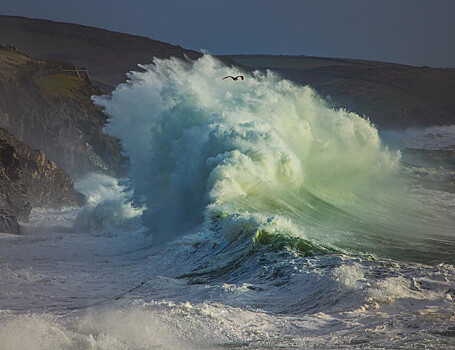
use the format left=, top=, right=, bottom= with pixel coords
left=222, top=76, right=234, bottom=80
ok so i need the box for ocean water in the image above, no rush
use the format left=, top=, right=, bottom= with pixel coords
left=1, top=56, right=455, bottom=349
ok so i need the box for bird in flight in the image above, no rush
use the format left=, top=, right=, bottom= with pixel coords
left=222, top=75, right=244, bottom=81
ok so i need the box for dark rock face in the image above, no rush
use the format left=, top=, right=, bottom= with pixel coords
left=0, top=49, right=127, bottom=178
left=0, top=127, right=83, bottom=226
left=0, top=210, right=20, bottom=234
left=0, top=138, right=28, bottom=221
left=0, top=128, right=85, bottom=208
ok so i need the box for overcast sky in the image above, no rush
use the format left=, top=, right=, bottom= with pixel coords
left=1, top=0, right=454, bottom=67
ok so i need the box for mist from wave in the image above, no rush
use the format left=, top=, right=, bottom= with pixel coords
left=93, top=55, right=455, bottom=263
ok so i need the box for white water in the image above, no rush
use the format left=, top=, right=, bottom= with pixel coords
left=1, top=56, right=455, bottom=349
left=95, top=56, right=400, bottom=245
left=95, top=55, right=454, bottom=260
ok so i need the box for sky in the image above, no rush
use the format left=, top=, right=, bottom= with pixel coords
left=0, top=0, right=454, bottom=67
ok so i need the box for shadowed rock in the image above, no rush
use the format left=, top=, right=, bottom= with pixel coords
left=0, top=127, right=84, bottom=227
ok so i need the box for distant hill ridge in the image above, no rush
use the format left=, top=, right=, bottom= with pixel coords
left=228, top=55, right=455, bottom=128
left=0, top=15, right=203, bottom=90
left=0, top=15, right=454, bottom=129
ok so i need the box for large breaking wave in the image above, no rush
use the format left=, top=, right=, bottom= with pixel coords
left=93, top=55, right=455, bottom=262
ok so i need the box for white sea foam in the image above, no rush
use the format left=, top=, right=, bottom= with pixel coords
left=73, top=174, right=144, bottom=234
left=94, top=55, right=403, bottom=248
left=92, top=55, right=455, bottom=264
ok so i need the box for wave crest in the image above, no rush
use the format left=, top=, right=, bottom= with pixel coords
left=94, top=55, right=399, bottom=249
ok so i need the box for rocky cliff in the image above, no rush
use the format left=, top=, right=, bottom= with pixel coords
left=0, top=127, right=84, bottom=208
left=0, top=137, right=28, bottom=223
left=0, top=127, right=83, bottom=232
left=0, top=47, right=126, bottom=178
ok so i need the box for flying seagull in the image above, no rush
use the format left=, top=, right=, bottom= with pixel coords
left=222, top=75, right=244, bottom=81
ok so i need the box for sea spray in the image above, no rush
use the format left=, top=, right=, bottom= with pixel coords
left=73, top=174, right=144, bottom=233
left=94, top=55, right=454, bottom=261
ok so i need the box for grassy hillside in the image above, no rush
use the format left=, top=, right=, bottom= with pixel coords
left=229, top=55, right=455, bottom=129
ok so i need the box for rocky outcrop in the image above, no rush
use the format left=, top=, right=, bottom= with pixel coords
left=0, top=138, right=28, bottom=222
left=0, top=127, right=84, bottom=232
left=0, top=127, right=85, bottom=208
left=0, top=210, right=20, bottom=234
left=0, top=48, right=127, bottom=178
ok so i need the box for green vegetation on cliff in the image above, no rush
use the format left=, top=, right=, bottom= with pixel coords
left=34, top=74, right=85, bottom=99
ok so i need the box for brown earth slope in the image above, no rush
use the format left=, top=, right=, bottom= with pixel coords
left=228, top=55, right=455, bottom=129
